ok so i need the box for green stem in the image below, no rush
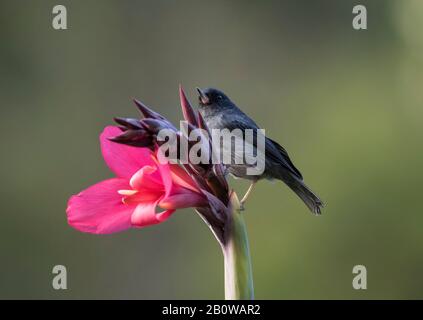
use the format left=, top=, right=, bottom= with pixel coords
left=222, top=194, right=254, bottom=300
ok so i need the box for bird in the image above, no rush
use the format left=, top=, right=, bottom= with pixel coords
left=196, top=87, right=324, bottom=214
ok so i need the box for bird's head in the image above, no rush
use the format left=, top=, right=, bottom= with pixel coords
left=196, top=87, right=232, bottom=110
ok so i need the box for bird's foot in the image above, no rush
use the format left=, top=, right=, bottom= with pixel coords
left=237, top=181, right=256, bottom=212
left=238, top=202, right=246, bottom=212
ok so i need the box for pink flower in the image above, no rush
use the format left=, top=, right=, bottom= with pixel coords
left=66, top=126, right=208, bottom=234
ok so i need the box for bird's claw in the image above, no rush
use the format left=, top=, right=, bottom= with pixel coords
left=238, top=202, right=246, bottom=212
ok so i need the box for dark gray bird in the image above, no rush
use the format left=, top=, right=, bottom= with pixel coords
left=196, top=87, right=324, bottom=214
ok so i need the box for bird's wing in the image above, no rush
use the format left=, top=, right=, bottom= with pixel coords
left=266, top=138, right=303, bottom=180
left=221, top=119, right=303, bottom=180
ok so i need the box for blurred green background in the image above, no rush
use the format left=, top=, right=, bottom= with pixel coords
left=1, top=0, right=422, bottom=299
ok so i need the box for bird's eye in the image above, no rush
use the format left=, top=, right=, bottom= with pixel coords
left=217, top=95, right=223, bottom=100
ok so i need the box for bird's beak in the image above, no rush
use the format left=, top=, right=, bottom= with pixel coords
left=196, top=87, right=210, bottom=105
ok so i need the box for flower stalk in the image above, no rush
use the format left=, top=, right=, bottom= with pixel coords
left=222, top=193, right=254, bottom=300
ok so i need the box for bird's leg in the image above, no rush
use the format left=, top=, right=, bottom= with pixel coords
left=239, top=181, right=257, bottom=211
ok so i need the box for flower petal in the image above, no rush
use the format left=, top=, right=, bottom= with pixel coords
left=179, top=85, right=198, bottom=125
left=67, top=178, right=136, bottom=234
left=101, top=126, right=154, bottom=178
left=169, top=164, right=201, bottom=193
left=131, top=201, right=175, bottom=227
left=159, top=191, right=207, bottom=210
left=155, top=150, right=174, bottom=198
left=129, top=166, right=163, bottom=191
left=121, top=190, right=162, bottom=205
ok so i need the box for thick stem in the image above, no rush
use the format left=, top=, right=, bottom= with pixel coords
left=222, top=193, right=254, bottom=300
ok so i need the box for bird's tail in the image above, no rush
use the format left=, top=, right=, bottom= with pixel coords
left=287, top=179, right=324, bottom=215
